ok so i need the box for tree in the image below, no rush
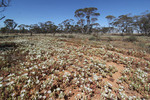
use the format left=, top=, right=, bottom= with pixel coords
left=105, top=15, right=115, bottom=33
left=60, top=19, right=75, bottom=33
left=100, top=27, right=109, bottom=34
left=112, top=14, right=133, bottom=35
left=138, top=13, right=150, bottom=35
left=18, top=24, right=27, bottom=33
left=0, top=27, right=7, bottom=33
left=0, top=0, right=10, bottom=20
left=4, top=19, right=17, bottom=33
left=132, top=15, right=141, bottom=34
left=76, top=19, right=85, bottom=33
left=75, top=7, right=100, bottom=34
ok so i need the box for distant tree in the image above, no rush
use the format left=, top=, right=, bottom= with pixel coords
left=105, top=15, right=115, bottom=33
left=75, top=9, right=85, bottom=33
left=60, top=19, right=75, bottom=33
left=91, top=23, right=100, bottom=35
left=4, top=19, right=17, bottom=33
left=0, top=0, right=10, bottom=20
left=139, top=13, right=150, bottom=35
left=45, top=21, right=54, bottom=33
left=75, top=7, right=100, bottom=34
left=18, top=24, right=27, bottom=33
left=112, top=14, right=133, bottom=35
left=38, top=22, right=46, bottom=33
left=0, top=27, right=7, bottom=33
left=30, top=24, right=41, bottom=33
left=58, top=23, right=64, bottom=33
left=132, top=15, right=141, bottom=34
left=76, top=19, right=85, bottom=33
left=100, top=27, right=109, bottom=34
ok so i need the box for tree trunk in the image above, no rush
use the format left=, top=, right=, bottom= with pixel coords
left=86, top=16, right=90, bottom=34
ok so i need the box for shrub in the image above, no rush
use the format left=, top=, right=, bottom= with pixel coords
left=107, top=37, right=113, bottom=41
left=124, top=36, right=138, bottom=42
left=89, top=36, right=96, bottom=41
left=68, top=35, right=75, bottom=38
left=60, top=34, right=67, bottom=38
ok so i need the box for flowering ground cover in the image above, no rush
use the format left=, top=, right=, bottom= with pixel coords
left=0, top=35, right=150, bottom=99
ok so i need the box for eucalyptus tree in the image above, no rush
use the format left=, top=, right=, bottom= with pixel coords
left=75, top=9, right=85, bottom=33
left=76, top=19, right=85, bottom=33
left=105, top=15, right=116, bottom=27
left=44, top=21, right=53, bottom=33
left=38, top=22, right=46, bottom=33
left=60, top=19, right=75, bottom=33
left=105, top=15, right=116, bottom=33
left=75, top=7, right=100, bottom=34
left=29, top=24, right=40, bottom=36
left=18, top=24, right=27, bottom=33
left=132, top=15, right=141, bottom=34
left=112, top=14, right=133, bottom=35
left=4, top=19, right=17, bottom=33
left=138, top=13, right=150, bottom=35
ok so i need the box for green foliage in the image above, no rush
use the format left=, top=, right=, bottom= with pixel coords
left=0, top=27, right=7, bottom=33
left=4, top=19, right=17, bottom=32
left=60, top=34, right=67, bottom=38
left=75, top=7, right=100, bottom=34
left=89, top=36, right=96, bottom=40
left=68, top=35, right=75, bottom=38
left=124, top=36, right=138, bottom=42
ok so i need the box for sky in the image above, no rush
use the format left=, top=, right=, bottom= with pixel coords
left=0, top=0, right=150, bottom=27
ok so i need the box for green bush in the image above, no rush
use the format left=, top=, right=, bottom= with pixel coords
left=124, top=36, right=138, bottom=42
left=60, top=34, right=67, bottom=38
left=68, top=35, right=75, bottom=38
left=89, top=36, right=96, bottom=41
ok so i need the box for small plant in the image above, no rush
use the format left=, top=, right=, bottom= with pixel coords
left=124, top=36, right=138, bottom=42
left=60, top=34, right=67, bottom=38
left=68, top=35, right=75, bottom=38
left=89, top=36, right=96, bottom=41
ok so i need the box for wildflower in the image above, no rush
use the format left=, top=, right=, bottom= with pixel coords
left=0, top=84, right=3, bottom=87
left=6, top=81, right=14, bottom=86
left=0, top=77, right=3, bottom=81
left=36, top=80, right=40, bottom=84
left=48, top=90, right=51, bottom=94
left=93, top=74, right=99, bottom=81
left=21, top=89, right=26, bottom=93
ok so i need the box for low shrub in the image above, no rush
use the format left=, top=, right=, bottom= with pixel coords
left=60, top=34, right=67, bottom=38
left=68, top=35, right=75, bottom=38
left=89, top=36, right=96, bottom=41
left=124, top=36, right=138, bottom=42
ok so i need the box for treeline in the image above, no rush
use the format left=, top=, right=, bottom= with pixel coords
left=0, top=7, right=150, bottom=36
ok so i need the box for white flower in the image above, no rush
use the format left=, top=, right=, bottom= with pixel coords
left=56, top=88, right=61, bottom=91
left=43, top=96, right=46, bottom=99
left=48, top=90, right=51, bottom=94
left=31, top=71, right=35, bottom=74
left=6, top=81, right=14, bottom=86
left=11, top=93, right=15, bottom=97
left=21, top=93, right=24, bottom=97
left=21, top=89, right=26, bottom=93
left=0, top=77, right=3, bottom=81
left=36, top=80, right=40, bottom=84
left=22, top=73, right=28, bottom=76
left=0, top=84, right=3, bottom=87
left=93, top=74, right=99, bottom=81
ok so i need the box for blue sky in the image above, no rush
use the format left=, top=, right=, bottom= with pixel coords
left=0, top=0, right=150, bottom=27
